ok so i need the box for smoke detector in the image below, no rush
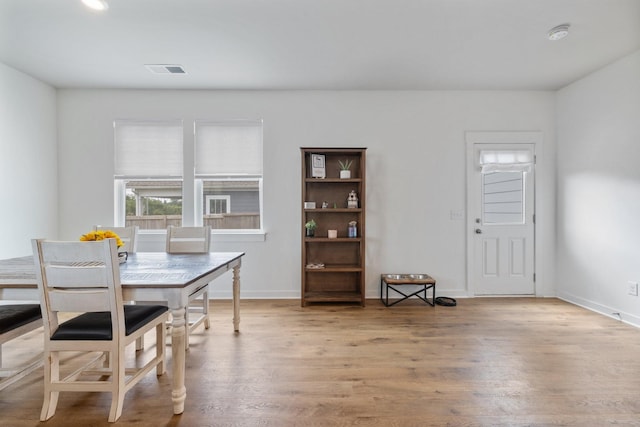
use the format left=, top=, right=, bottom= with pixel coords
left=144, top=64, right=187, bottom=74
left=548, top=24, right=570, bottom=41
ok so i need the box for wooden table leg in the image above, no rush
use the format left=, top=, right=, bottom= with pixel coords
left=170, top=306, right=187, bottom=414
left=233, top=264, right=240, bottom=332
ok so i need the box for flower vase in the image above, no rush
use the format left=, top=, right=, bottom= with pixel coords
left=340, top=170, right=351, bottom=179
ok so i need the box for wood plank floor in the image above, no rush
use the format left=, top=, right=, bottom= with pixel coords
left=2, top=298, right=640, bottom=426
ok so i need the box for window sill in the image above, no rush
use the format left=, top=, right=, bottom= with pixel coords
left=138, top=229, right=266, bottom=243
left=210, top=230, right=267, bottom=243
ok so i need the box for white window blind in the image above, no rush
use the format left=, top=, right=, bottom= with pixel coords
left=479, top=149, right=533, bottom=174
left=195, top=120, right=263, bottom=177
left=114, top=120, right=183, bottom=177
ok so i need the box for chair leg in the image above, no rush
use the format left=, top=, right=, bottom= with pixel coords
left=133, top=302, right=146, bottom=351
left=108, top=350, right=126, bottom=423
left=184, top=288, right=210, bottom=350
left=156, top=323, right=166, bottom=376
left=108, top=392, right=126, bottom=423
left=203, top=289, right=210, bottom=329
left=41, top=351, right=60, bottom=421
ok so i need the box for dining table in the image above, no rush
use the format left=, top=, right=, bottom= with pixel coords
left=0, top=251, right=245, bottom=415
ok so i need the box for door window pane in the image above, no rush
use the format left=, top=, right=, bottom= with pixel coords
left=482, top=171, right=524, bottom=225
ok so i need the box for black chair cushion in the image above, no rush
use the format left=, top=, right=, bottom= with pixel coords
left=0, top=304, right=42, bottom=335
left=51, top=305, right=169, bottom=341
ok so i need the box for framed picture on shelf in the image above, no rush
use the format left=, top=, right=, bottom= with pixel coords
left=311, top=154, right=326, bottom=178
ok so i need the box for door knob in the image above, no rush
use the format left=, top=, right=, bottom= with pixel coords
left=475, top=228, right=482, bottom=234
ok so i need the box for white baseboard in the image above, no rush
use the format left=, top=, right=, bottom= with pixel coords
left=557, top=291, right=640, bottom=328
left=209, top=288, right=470, bottom=301
left=208, top=290, right=298, bottom=299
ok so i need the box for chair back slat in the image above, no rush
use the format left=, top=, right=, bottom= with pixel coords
left=39, top=241, right=112, bottom=263
left=44, top=264, right=111, bottom=288
left=48, top=289, right=112, bottom=312
left=166, top=226, right=211, bottom=253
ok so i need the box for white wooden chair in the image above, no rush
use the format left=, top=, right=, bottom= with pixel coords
left=95, top=225, right=139, bottom=254
left=32, top=238, right=169, bottom=422
left=0, top=304, right=43, bottom=391
left=166, top=226, right=211, bottom=348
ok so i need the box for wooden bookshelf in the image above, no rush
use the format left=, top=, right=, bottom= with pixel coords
left=301, top=148, right=366, bottom=306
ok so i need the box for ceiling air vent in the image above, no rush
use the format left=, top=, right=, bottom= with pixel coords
left=145, top=64, right=187, bottom=74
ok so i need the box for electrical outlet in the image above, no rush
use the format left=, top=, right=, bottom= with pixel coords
left=628, top=281, right=638, bottom=296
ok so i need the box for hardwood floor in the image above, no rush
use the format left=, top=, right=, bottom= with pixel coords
left=2, top=298, right=640, bottom=426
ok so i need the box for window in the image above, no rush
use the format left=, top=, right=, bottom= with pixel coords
left=482, top=171, right=524, bottom=225
left=114, top=119, right=264, bottom=233
left=114, top=120, right=183, bottom=230
left=478, top=148, right=532, bottom=225
left=205, top=195, right=230, bottom=215
left=195, top=120, right=263, bottom=231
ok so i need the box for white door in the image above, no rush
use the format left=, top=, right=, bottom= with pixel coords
left=466, top=134, right=537, bottom=295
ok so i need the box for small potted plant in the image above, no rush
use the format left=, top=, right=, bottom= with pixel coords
left=338, top=159, right=353, bottom=179
left=305, top=219, right=317, bottom=237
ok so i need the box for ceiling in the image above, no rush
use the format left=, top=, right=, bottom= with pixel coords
left=1, top=0, right=639, bottom=91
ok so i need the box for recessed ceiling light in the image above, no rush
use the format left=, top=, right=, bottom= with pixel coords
left=82, top=0, right=109, bottom=12
left=548, top=24, right=570, bottom=41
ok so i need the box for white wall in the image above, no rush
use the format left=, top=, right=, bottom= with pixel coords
left=557, top=50, right=640, bottom=325
left=0, top=63, right=57, bottom=259
left=57, top=89, right=556, bottom=300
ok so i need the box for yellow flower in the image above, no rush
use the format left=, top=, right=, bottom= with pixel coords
left=80, top=230, right=124, bottom=248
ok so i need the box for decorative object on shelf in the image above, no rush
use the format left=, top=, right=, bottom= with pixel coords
left=306, top=263, right=325, bottom=269
left=80, top=229, right=126, bottom=263
left=348, top=221, right=357, bottom=238
left=322, top=201, right=329, bottom=209
left=338, top=159, right=353, bottom=179
left=305, top=219, right=317, bottom=237
left=304, top=201, right=316, bottom=209
left=328, top=229, right=338, bottom=239
left=347, top=190, right=358, bottom=208
left=311, top=154, right=326, bottom=178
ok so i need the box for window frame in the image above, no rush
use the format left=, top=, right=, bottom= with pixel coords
left=205, top=195, right=231, bottom=215
left=114, top=119, right=265, bottom=241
